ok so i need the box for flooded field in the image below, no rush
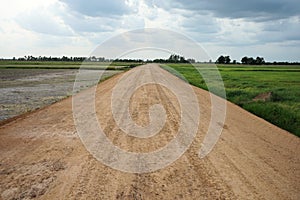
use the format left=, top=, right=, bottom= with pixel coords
left=0, top=68, right=121, bottom=121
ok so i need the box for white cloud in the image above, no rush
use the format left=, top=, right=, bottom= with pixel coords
left=0, top=20, right=38, bottom=58
left=0, top=0, right=52, bottom=19
left=15, top=6, right=74, bottom=36
left=214, top=18, right=260, bottom=46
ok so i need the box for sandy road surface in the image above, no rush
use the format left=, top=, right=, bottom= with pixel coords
left=0, top=64, right=299, bottom=199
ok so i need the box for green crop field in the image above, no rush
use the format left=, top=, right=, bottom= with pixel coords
left=161, top=64, right=300, bottom=137
left=0, top=60, right=141, bottom=70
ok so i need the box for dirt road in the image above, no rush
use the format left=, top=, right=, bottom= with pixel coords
left=0, top=64, right=299, bottom=199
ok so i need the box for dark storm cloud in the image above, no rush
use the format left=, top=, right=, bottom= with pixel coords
left=181, top=14, right=220, bottom=34
left=59, top=0, right=132, bottom=17
left=259, top=17, right=300, bottom=42
left=144, top=0, right=300, bottom=47
left=149, top=0, right=300, bottom=21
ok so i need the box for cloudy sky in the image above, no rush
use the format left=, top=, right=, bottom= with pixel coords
left=0, top=0, right=299, bottom=61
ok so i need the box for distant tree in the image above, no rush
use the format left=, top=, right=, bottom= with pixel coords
left=171, top=54, right=180, bottom=62
left=242, top=56, right=265, bottom=65
left=248, top=57, right=255, bottom=64
left=224, top=56, right=231, bottom=64
left=241, top=56, right=255, bottom=65
left=98, top=57, right=105, bottom=62
left=216, top=55, right=225, bottom=64
left=232, top=60, right=237, bottom=64
left=187, top=58, right=195, bottom=63
left=241, top=56, right=248, bottom=64
left=167, top=54, right=187, bottom=63
left=179, top=56, right=186, bottom=63
left=62, top=56, right=68, bottom=61
left=255, top=56, right=265, bottom=65
left=168, top=54, right=176, bottom=62
left=216, top=55, right=231, bottom=64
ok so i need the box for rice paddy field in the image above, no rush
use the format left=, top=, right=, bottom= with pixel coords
left=0, top=61, right=136, bottom=121
left=161, top=64, right=300, bottom=137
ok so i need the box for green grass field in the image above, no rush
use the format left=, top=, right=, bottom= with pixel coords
left=0, top=60, right=141, bottom=70
left=161, top=64, right=300, bottom=137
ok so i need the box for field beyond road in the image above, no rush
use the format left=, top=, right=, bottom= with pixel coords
left=0, top=64, right=299, bottom=199
left=162, top=64, right=300, bottom=136
left=0, top=61, right=134, bottom=122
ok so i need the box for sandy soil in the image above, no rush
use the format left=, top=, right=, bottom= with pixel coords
left=0, top=64, right=299, bottom=200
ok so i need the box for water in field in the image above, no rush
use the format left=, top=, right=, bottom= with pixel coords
left=0, top=69, right=120, bottom=121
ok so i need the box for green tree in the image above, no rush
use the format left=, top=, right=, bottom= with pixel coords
left=216, top=55, right=225, bottom=64
left=241, top=56, right=248, bottom=64
left=255, top=56, right=265, bottom=65
left=224, top=56, right=231, bottom=64
left=241, top=56, right=255, bottom=64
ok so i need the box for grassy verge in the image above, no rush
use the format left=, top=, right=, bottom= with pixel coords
left=161, top=63, right=300, bottom=137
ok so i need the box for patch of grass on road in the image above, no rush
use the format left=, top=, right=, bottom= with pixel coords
left=161, top=63, right=300, bottom=137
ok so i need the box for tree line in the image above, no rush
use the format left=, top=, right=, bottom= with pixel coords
left=216, top=55, right=265, bottom=65
left=4, top=54, right=195, bottom=64
left=1, top=54, right=299, bottom=65
left=149, top=54, right=195, bottom=63
left=8, top=55, right=108, bottom=62
left=216, top=55, right=299, bottom=65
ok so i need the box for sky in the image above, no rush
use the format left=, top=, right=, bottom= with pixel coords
left=0, top=0, right=299, bottom=62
